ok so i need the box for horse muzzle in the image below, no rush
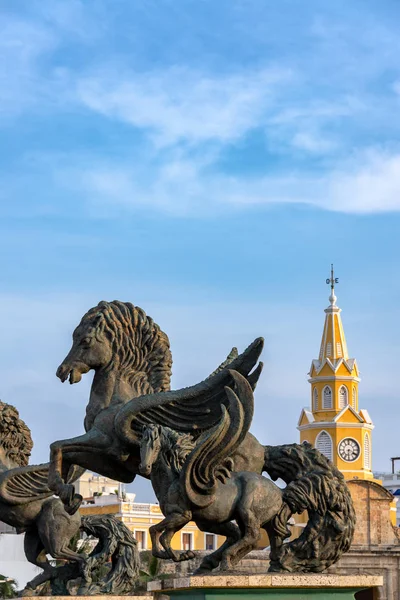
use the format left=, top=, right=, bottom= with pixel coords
left=139, top=463, right=152, bottom=477
left=56, top=361, right=89, bottom=384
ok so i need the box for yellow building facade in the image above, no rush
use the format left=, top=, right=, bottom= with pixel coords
left=298, top=270, right=374, bottom=481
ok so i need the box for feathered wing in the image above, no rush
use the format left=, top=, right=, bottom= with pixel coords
left=114, top=338, right=263, bottom=445
left=206, top=347, right=239, bottom=379
left=0, top=463, right=84, bottom=506
left=181, top=370, right=254, bottom=509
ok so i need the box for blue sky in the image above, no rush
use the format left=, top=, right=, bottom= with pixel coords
left=1, top=0, right=400, bottom=500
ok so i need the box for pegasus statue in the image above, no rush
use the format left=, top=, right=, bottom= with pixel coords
left=139, top=371, right=290, bottom=571
left=44, top=300, right=356, bottom=573
left=0, top=400, right=140, bottom=595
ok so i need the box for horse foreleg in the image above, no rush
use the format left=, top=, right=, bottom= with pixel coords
left=150, top=511, right=191, bottom=562
left=48, top=430, right=110, bottom=513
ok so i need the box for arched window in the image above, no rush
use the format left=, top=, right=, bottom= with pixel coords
left=352, top=387, right=357, bottom=410
left=339, top=385, right=348, bottom=409
left=326, top=343, right=332, bottom=357
left=364, top=433, right=371, bottom=470
left=323, top=386, right=332, bottom=409
left=313, top=388, right=319, bottom=411
left=316, top=431, right=333, bottom=461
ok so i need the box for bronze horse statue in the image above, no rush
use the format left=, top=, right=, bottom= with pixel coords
left=139, top=371, right=290, bottom=572
left=48, top=300, right=355, bottom=573
left=0, top=400, right=141, bottom=595
left=0, top=401, right=85, bottom=592
left=48, top=301, right=265, bottom=507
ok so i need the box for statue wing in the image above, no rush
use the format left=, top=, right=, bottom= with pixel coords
left=0, top=463, right=84, bottom=506
left=181, top=370, right=254, bottom=508
left=114, top=337, right=263, bottom=444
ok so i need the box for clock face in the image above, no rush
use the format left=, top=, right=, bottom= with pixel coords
left=338, top=438, right=360, bottom=462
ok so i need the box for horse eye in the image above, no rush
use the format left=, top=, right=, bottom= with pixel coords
left=80, top=337, right=92, bottom=346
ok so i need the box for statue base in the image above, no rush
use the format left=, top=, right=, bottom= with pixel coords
left=148, top=574, right=383, bottom=599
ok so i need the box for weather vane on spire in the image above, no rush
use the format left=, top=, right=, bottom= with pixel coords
left=326, top=264, right=339, bottom=306
left=326, top=264, right=339, bottom=291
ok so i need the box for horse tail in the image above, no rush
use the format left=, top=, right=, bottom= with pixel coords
left=80, top=514, right=140, bottom=594
left=263, top=442, right=356, bottom=573
left=181, top=370, right=254, bottom=509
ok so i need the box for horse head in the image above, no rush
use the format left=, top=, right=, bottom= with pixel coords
left=56, top=302, right=116, bottom=385
left=56, top=301, right=172, bottom=411
left=139, top=424, right=162, bottom=477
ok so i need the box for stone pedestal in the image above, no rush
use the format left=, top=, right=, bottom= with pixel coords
left=148, top=574, right=383, bottom=599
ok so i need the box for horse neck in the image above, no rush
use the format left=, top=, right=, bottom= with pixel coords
left=150, top=442, right=177, bottom=502
left=84, top=368, right=117, bottom=429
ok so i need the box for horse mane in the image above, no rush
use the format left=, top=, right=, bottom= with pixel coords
left=157, top=427, right=195, bottom=476
left=266, top=441, right=342, bottom=482
left=83, top=301, right=172, bottom=396
left=0, top=400, right=33, bottom=467
left=160, top=427, right=195, bottom=476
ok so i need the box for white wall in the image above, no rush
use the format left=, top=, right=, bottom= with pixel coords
left=0, top=534, right=40, bottom=590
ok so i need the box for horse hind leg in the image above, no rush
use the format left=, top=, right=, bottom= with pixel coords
left=23, top=530, right=58, bottom=592
left=264, top=503, right=293, bottom=571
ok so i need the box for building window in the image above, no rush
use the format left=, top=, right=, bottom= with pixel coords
left=134, top=530, right=146, bottom=550
left=316, top=431, right=333, bottom=461
left=338, top=385, right=348, bottom=409
left=352, top=387, right=357, bottom=409
left=336, top=343, right=342, bottom=357
left=326, top=343, right=332, bottom=357
left=323, top=386, right=332, bottom=409
left=205, top=534, right=216, bottom=551
left=182, top=532, right=193, bottom=551
left=313, top=388, right=318, bottom=411
left=364, top=433, right=371, bottom=470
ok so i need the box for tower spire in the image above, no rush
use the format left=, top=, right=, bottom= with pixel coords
left=297, top=268, right=375, bottom=483
left=319, top=265, right=348, bottom=361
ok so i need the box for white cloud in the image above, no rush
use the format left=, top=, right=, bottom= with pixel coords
left=291, top=131, right=336, bottom=153
left=75, top=66, right=292, bottom=146
left=68, top=147, right=400, bottom=216
left=327, top=151, right=400, bottom=213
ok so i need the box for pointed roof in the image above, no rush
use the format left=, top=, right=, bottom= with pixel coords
left=318, top=272, right=348, bottom=362
left=298, top=408, right=315, bottom=427
left=308, top=266, right=359, bottom=380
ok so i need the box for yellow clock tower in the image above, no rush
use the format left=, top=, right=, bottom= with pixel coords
left=298, top=267, right=374, bottom=480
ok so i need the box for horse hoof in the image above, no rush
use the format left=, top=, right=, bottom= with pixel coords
left=65, top=494, right=83, bottom=515
left=193, top=567, right=213, bottom=575
left=19, top=587, right=36, bottom=597
left=219, top=560, right=233, bottom=572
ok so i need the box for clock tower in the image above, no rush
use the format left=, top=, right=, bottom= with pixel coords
left=298, top=267, right=374, bottom=480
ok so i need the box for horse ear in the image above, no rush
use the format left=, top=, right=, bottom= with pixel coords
left=157, top=425, right=163, bottom=435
